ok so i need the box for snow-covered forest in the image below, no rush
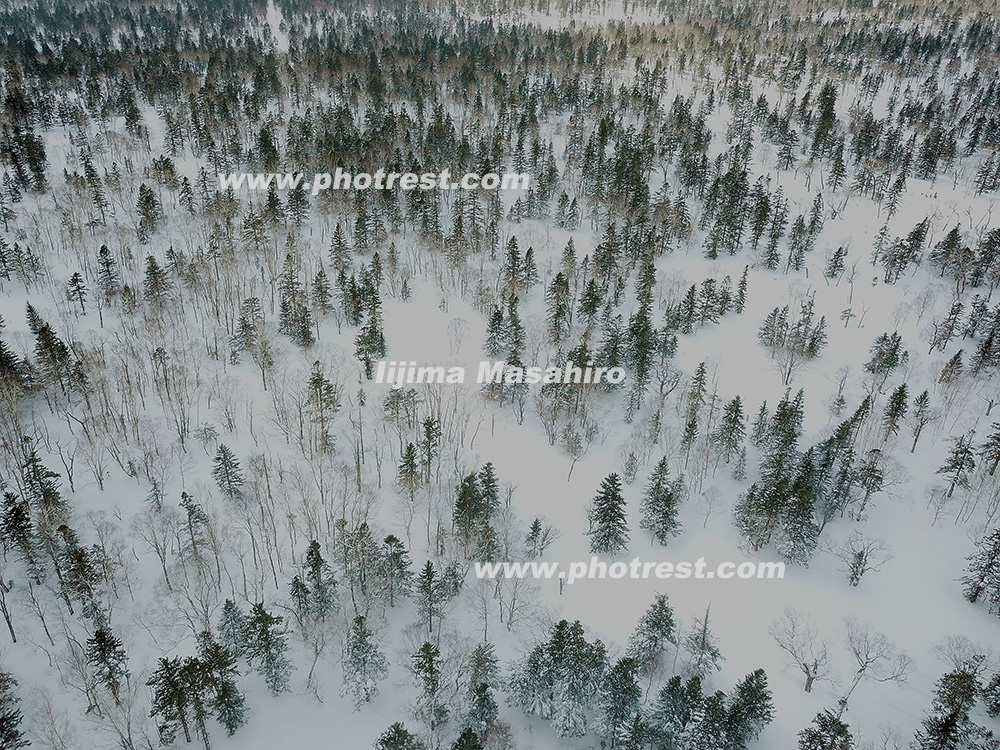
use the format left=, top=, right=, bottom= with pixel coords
left=1, top=0, right=1000, bottom=747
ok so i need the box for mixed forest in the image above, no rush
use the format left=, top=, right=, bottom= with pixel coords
left=2, top=0, right=1000, bottom=747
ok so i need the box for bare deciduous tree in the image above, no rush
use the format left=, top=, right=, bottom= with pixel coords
left=839, top=617, right=913, bottom=714
left=768, top=609, right=832, bottom=693
left=829, top=532, right=892, bottom=587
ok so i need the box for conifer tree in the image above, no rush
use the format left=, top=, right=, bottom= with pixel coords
left=727, top=669, right=774, bottom=749
left=962, top=528, right=1000, bottom=612
left=626, top=593, right=676, bottom=681
left=639, top=458, right=684, bottom=545
left=412, top=642, right=449, bottom=738
left=977, top=423, right=1000, bottom=477
left=881, top=383, right=908, bottom=444
left=464, top=643, right=499, bottom=734
left=342, top=615, right=388, bottom=709
left=218, top=599, right=247, bottom=658
left=912, top=669, right=980, bottom=749
left=66, top=272, right=87, bottom=314
left=196, top=631, right=247, bottom=737
left=0, top=670, right=28, bottom=749
left=245, top=602, right=294, bottom=694
left=587, top=473, right=629, bottom=554
left=86, top=626, right=129, bottom=704
left=375, top=723, right=424, bottom=750
left=683, top=606, right=724, bottom=679
left=596, top=657, right=641, bottom=749
left=212, top=444, right=245, bottom=503
left=378, top=535, right=413, bottom=607
left=797, top=710, right=854, bottom=750
left=713, top=396, right=746, bottom=465
left=936, top=430, right=977, bottom=498
left=648, top=675, right=703, bottom=749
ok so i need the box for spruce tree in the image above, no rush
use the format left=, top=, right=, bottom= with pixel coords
left=912, top=669, right=980, bottom=750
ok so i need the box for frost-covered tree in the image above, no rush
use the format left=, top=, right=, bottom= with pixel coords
left=797, top=710, right=854, bottom=750
left=639, top=458, right=684, bottom=545
left=411, top=642, right=449, bottom=740
left=245, top=602, right=294, bottom=694
left=375, top=723, right=425, bottom=750
left=342, top=615, right=388, bottom=709
left=683, top=606, right=724, bottom=679
left=595, top=657, right=641, bottom=749
left=626, top=593, right=676, bottom=682
left=587, top=473, right=629, bottom=554
left=86, top=626, right=129, bottom=704
left=936, top=430, right=977, bottom=498
left=962, top=528, right=1000, bottom=613
left=0, top=671, right=28, bottom=749
left=212, top=444, right=245, bottom=502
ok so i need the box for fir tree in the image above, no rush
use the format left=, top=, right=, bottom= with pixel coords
left=797, top=710, right=854, bottom=750
left=212, top=444, right=245, bottom=502
left=86, top=626, right=129, bottom=704
left=416, top=561, right=445, bottom=633
left=639, top=458, right=684, bottom=545
left=342, top=615, right=388, bottom=709
left=148, top=656, right=192, bottom=745
left=978, top=423, right=1000, bottom=477
left=412, top=642, right=449, bottom=737
left=451, top=728, right=483, bottom=750
left=245, top=602, right=294, bottom=694
left=375, top=723, right=424, bottom=750
left=218, top=599, right=247, bottom=658
left=683, top=606, right=724, bottom=679
left=378, top=535, right=413, bottom=607
left=596, top=657, right=642, bottom=749
left=626, top=593, right=676, bottom=681
left=0, top=671, right=28, bottom=750
left=587, top=473, right=629, bottom=554
left=648, top=675, right=704, bottom=750
left=727, top=669, right=774, bottom=749
left=936, top=431, right=977, bottom=499
left=66, top=272, right=87, bottom=314
left=196, top=632, right=247, bottom=738
left=714, top=396, right=746, bottom=465
left=912, top=669, right=980, bottom=750
left=465, top=643, right=499, bottom=733
left=136, top=183, right=162, bottom=242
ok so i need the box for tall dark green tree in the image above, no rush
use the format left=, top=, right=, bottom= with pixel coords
left=587, top=473, right=629, bottom=554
